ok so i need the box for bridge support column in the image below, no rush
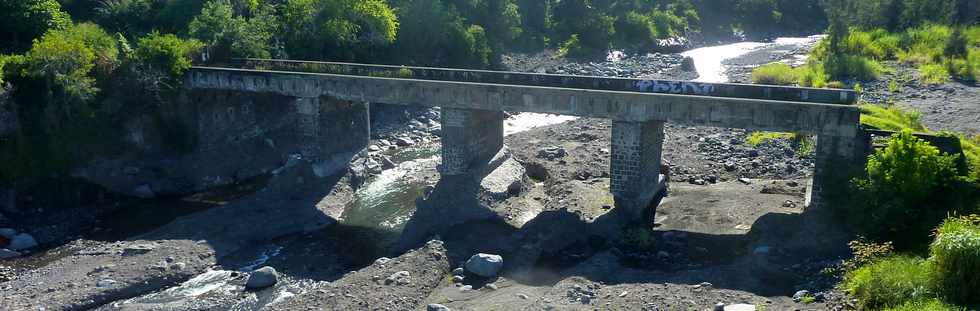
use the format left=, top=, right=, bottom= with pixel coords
left=292, top=96, right=370, bottom=163
left=610, top=120, right=667, bottom=216
left=439, top=108, right=504, bottom=176
left=807, top=133, right=863, bottom=210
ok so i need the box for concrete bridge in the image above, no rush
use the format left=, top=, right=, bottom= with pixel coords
left=185, top=59, right=861, bottom=216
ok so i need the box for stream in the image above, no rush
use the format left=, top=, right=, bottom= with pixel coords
left=100, top=36, right=822, bottom=310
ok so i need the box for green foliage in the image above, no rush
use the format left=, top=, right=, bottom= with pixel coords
left=553, top=0, right=615, bottom=58
left=615, top=11, right=656, bottom=50
left=843, top=239, right=896, bottom=272
left=25, top=22, right=119, bottom=105
left=844, top=255, right=935, bottom=310
left=859, top=104, right=927, bottom=132
left=850, top=130, right=961, bottom=242
left=189, top=0, right=278, bottom=60
left=393, top=0, right=490, bottom=68
left=283, top=0, right=398, bottom=61
left=751, top=63, right=799, bottom=85
left=133, top=32, right=203, bottom=81
left=95, top=0, right=204, bottom=36
left=929, top=215, right=980, bottom=305
left=0, top=0, right=72, bottom=53
left=883, top=299, right=967, bottom=311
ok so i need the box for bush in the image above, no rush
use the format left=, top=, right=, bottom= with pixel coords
left=746, top=131, right=793, bottom=146
left=751, top=63, right=799, bottom=85
left=930, top=215, right=980, bottom=305
left=844, top=255, right=935, bottom=310
left=133, top=32, right=203, bottom=81
left=850, top=130, right=961, bottom=242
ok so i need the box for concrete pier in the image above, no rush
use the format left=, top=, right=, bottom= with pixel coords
left=439, top=108, right=505, bottom=176
left=611, top=120, right=668, bottom=215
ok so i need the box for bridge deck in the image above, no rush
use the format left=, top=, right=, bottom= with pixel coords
left=217, top=58, right=857, bottom=105
left=186, top=66, right=860, bottom=137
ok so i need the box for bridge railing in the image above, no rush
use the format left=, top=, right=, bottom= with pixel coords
left=218, top=58, right=857, bottom=105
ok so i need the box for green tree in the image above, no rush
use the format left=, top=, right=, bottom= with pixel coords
left=0, top=0, right=72, bottom=53
left=133, top=32, right=203, bottom=81
left=24, top=22, right=119, bottom=116
left=189, top=0, right=278, bottom=60
left=283, top=0, right=398, bottom=61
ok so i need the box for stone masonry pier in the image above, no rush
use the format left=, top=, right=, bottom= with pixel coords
left=186, top=62, right=860, bottom=216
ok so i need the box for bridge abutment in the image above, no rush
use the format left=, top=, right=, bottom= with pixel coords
left=610, top=120, right=667, bottom=216
left=439, top=108, right=505, bottom=176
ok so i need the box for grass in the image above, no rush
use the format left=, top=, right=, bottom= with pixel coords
left=930, top=216, right=980, bottom=304
left=920, top=63, right=951, bottom=84
left=751, top=63, right=799, bottom=85
left=844, top=255, right=936, bottom=310
left=859, top=104, right=928, bottom=132
left=883, top=299, right=968, bottom=311
left=746, top=132, right=794, bottom=146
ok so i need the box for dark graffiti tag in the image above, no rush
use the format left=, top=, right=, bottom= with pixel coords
left=634, top=80, right=715, bottom=96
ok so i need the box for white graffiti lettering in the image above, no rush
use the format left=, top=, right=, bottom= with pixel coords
left=634, top=80, right=715, bottom=95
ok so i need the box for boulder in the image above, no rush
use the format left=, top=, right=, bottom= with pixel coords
left=793, top=290, right=811, bottom=302
left=246, top=266, right=279, bottom=289
left=427, top=304, right=451, bottom=311
left=394, top=137, right=415, bottom=147
left=464, top=253, right=503, bottom=278
left=8, top=233, right=37, bottom=250
left=680, top=56, right=697, bottom=72
left=133, top=184, right=156, bottom=199
left=480, top=158, right=526, bottom=199
left=0, top=228, right=15, bottom=239
left=724, top=304, right=756, bottom=311
left=385, top=270, right=411, bottom=285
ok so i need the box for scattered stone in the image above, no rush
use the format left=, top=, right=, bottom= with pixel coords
left=452, top=275, right=464, bottom=283
left=246, top=266, right=279, bottom=289
left=368, top=145, right=381, bottom=152
left=715, top=303, right=726, bottom=311
left=374, top=257, right=391, bottom=265
left=8, top=233, right=37, bottom=251
left=537, top=146, right=567, bottom=160
left=427, top=304, right=451, bottom=311
left=619, top=291, right=629, bottom=297
left=122, top=243, right=155, bottom=256
left=380, top=156, right=396, bottom=170
left=517, top=293, right=529, bottom=300
left=394, top=137, right=415, bottom=146
left=738, top=178, right=752, bottom=185
left=486, top=283, right=498, bottom=290
left=0, top=248, right=20, bottom=259
left=782, top=200, right=796, bottom=208
left=464, top=253, right=504, bottom=278
left=452, top=267, right=464, bottom=276
left=385, top=270, right=411, bottom=285
left=170, top=262, right=186, bottom=270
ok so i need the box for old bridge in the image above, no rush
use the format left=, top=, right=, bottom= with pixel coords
left=186, top=59, right=861, bottom=216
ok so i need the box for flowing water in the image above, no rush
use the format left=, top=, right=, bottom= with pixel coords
left=106, top=37, right=823, bottom=309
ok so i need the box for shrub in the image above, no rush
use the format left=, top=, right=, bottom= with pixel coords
left=883, top=299, right=966, bottom=311
left=133, top=32, right=203, bottom=81
left=920, top=63, right=950, bottom=84
left=844, top=255, right=935, bottom=310
left=850, top=130, right=960, bottom=242
left=930, top=215, right=980, bottom=305
left=751, top=63, right=799, bottom=85
left=843, top=239, right=895, bottom=272
left=24, top=22, right=119, bottom=105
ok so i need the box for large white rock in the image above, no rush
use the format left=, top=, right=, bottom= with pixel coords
left=464, top=253, right=503, bottom=278
left=480, top=158, right=526, bottom=199
left=8, top=233, right=37, bottom=250
left=724, top=304, right=756, bottom=311
left=246, top=266, right=279, bottom=289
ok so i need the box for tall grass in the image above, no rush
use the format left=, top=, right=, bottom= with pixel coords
left=844, top=255, right=936, bottom=310
left=750, top=63, right=799, bottom=85
left=930, top=216, right=980, bottom=305
left=883, top=299, right=967, bottom=311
